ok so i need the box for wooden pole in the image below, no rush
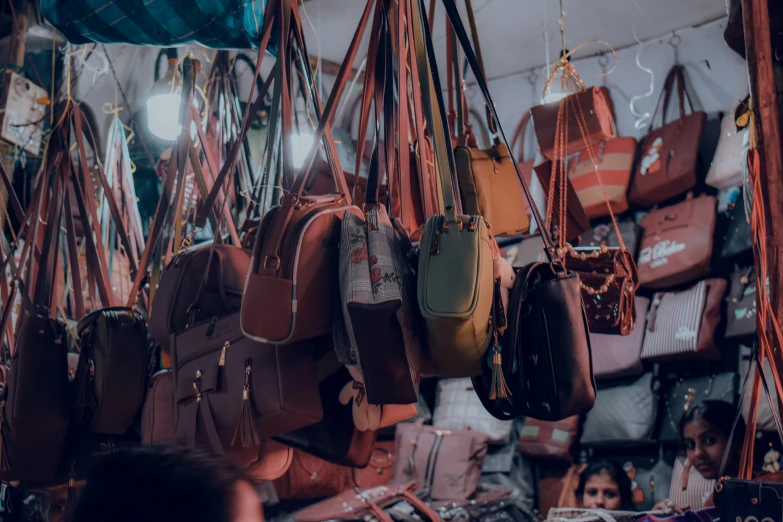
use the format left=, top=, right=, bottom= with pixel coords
left=743, top=0, right=783, bottom=414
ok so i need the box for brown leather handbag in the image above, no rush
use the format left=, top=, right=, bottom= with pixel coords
left=141, top=370, right=175, bottom=445
left=350, top=441, right=394, bottom=489
left=516, top=416, right=579, bottom=463
left=73, top=307, right=149, bottom=435
left=451, top=8, right=529, bottom=237
left=640, top=278, right=727, bottom=362
left=149, top=244, right=248, bottom=352
left=173, top=310, right=323, bottom=454
left=273, top=449, right=351, bottom=501
left=389, top=419, right=488, bottom=501
left=637, top=195, right=717, bottom=289
left=591, top=296, right=650, bottom=380
left=562, top=244, right=639, bottom=335
left=628, top=66, right=707, bottom=207
left=531, top=86, right=615, bottom=160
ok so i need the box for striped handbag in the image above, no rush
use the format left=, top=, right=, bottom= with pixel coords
left=640, top=279, right=727, bottom=362
left=669, top=456, right=716, bottom=511
left=568, top=137, right=637, bottom=219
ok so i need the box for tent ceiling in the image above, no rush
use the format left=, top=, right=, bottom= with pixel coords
left=301, top=0, right=728, bottom=81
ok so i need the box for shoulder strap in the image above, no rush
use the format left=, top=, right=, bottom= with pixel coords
left=510, top=111, right=532, bottom=161
left=464, top=0, right=497, bottom=136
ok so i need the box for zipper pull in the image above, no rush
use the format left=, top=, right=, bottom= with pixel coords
left=205, top=316, right=218, bottom=338
left=219, top=342, right=229, bottom=367
left=243, top=362, right=252, bottom=399
left=430, top=216, right=443, bottom=255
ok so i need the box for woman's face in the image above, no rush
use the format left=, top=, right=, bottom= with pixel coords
left=582, top=471, right=623, bottom=510
left=683, top=419, right=728, bottom=480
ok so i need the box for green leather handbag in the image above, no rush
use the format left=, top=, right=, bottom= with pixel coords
left=410, top=0, right=494, bottom=378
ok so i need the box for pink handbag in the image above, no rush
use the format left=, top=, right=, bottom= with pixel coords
left=590, top=297, right=650, bottom=381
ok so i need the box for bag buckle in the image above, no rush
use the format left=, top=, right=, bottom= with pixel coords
left=263, top=256, right=281, bottom=271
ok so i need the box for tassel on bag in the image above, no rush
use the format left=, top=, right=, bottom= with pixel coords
left=232, top=360, right=260, bottom=448
left=489, top=336, right=511, bottom=400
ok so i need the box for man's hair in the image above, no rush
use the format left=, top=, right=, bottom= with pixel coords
left=71, top=446, right=253, bottom=522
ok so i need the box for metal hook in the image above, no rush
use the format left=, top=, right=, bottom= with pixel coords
left=598, top=54, right=610, bottom=87
left=629, top=23, right=654, bottom=130
left=669, top=32, right=682, bottom=64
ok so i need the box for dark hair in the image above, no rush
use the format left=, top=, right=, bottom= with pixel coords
left=575, top=459, right=635, bottom=511
left=679, top=400, right=745, bottom=443
left=70, top=446, right=254, bottom=522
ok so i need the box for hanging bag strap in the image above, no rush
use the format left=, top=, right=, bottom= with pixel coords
left=650, top=65, right=695, bottom=130
left=510, top=112, right=532, bottom=161
left=464, top=0, right=498, bottom=137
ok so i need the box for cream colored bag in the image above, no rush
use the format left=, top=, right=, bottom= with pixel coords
left=706, top=110, right=745, bottom=190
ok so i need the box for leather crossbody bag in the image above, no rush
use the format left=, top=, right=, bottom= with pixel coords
left=637, top=195, right=717, bottom=289
left=641, top=278, right=727, bottom=362
left=629, top=65, right=707, bottom=207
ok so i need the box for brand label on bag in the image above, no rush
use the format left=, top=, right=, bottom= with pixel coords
left=674, top=326, right=697, bottom=341
left=638, top=240, right=686, bottom=268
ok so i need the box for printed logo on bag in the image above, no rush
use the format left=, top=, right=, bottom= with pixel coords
left=638, top=240, right=686, bottom=268
left=640, top=137, right=664, bottom=175
left=674, top=326, right=697, bottom=341
left=735, top=302, right=756, bottom=321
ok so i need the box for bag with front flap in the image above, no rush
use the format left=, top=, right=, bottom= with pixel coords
left=411, top=0, right=494, bottom=378
left=641, top=278, right=727, bottom=363
left=726, top=267, right=756, bottom=338
left=658, top=372, right=737, bottom=443
left=516, top=416, right=579, bottom=463
left=591, top=296, right=650, bottom=381
left=628, top=65, right=707, bottom=206
left=637, top=195, right=717, bottom=289
left=451, top=9, right=529, bottom=238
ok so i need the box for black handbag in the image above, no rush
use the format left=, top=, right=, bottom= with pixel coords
left=726, top=267, right=757, bottom=339
left=721, top=193, right=752, bottom=259
left=439, top=0, right=595, bottom=423
left=580, top=220, right=642, bottom=259
left=659, top=373, right=738, bottom=443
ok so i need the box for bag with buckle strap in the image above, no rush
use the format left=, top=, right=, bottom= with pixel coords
left=591, top=297, right=650, bottom=380
left=726, top=267, right=756, bottom=338
left=641, top=279, right=727, bottom=362
left=389, top=419, right=488, bottom=501
left=408, top=0, right=494, bottom=378
left=516, top=416, right=579, bottom=463
left=434, top=0, right=593, bottom=421
left=628, top=66, right=707, bottom=207
left=451, top=2, right=530, bottom=237
left=658, top=373, right=737, bottom=444
left=637, top=195, right=717, bottom=289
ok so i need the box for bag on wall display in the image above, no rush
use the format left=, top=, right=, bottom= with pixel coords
left=669, top=455, right=716, bottom=510
left=620, top=452, right=674, bottom=511
left=591, top=296, right=650, bottom=381
left=640, top=279, right=727, bottom=362
left=706, top=110, right=745, bottom=190
left=628, top=66, right=707, bottom=207
left=740, top=346, right=777, bottom=433
left=580, top=220, right=641, bottom=258
left=516, top=416, right=579, bottom=463
left=272, top=450, right=350, bottom=501
left=568, top=136, right=637, bottom=219
left=432, top=378, right=513, bottom=445
left=531, top=87, right=615, bottom=160
left=637, top=195, right=717, bottom=289
left=390, top=419, right=488, bottom=501
left=580, top=373, right=656, bottom=446
left=726, top=267, right=756, bottom=338
left=659, top=373, right=737, bottom=443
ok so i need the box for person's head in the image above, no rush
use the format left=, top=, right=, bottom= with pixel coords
left=576, top=460, right=634, bottom=511
left=679, top=400, right=745, bottom=480
left=71, top=446, right=263, bottom=522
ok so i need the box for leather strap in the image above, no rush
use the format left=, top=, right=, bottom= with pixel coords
left=510, top=112, right=533, bottom=161
left=464, top=0, right=497, bottom=136
left=650, top=65, right=697, bottom=130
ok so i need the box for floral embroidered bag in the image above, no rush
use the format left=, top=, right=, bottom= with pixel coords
left=337, top=204, right=421, bottom=406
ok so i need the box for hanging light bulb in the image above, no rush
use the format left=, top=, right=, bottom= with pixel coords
left=147, top=49, right=182, bottom=141
left=291, top=132, right=315, bottom=170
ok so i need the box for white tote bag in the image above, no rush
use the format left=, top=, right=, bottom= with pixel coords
left=705, top=110, right=745, bottom=190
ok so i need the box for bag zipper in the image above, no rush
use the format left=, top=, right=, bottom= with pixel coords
left=279, top=206, right=336, bottom=280
left=177, top=337, right=239, bottom=369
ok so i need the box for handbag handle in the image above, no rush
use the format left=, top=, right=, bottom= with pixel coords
left=650, top=65, right=697, bottom=130
left=510, top=112, right=533, bottom=161
left=438, top=0, right=557, bottom=256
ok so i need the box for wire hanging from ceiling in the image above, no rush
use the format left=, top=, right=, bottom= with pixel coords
left=629, top=22, right=654, bottom=130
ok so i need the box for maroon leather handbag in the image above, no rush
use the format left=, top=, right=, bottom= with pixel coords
left=516, top=416, right=580, bottom=463
left=628, top=66, right=707, bottom=207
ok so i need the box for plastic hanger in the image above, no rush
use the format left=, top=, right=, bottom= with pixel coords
left=629, top=23, right=654, bottom=130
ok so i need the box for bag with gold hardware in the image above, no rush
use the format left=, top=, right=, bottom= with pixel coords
left=640, top=278, right=727, bottom=362
left=658, top=372, right=737, bottom=444
left=450, top=2, right=530, bottom=237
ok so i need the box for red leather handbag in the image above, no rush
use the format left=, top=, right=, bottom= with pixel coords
left=628, top=66, right=707, bottom=207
